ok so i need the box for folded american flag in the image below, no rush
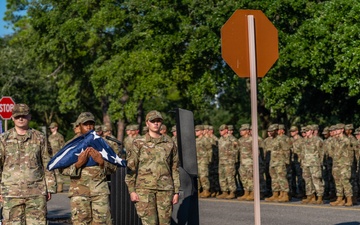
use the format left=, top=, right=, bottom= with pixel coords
left=47, top=130, right=126, bottom=170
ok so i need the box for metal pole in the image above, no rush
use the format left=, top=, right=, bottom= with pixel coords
left=248, top=15, right=261, bottom=225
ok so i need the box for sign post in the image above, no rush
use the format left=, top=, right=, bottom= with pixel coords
left=221, top=10, right=279, bottom=225
left=0, top=96, right=16, bottom=131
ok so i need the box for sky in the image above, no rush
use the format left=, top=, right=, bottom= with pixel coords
left=0, top=0, right=14, bottom=37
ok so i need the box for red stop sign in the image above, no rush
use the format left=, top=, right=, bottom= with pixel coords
left=221, top=10, right=279, bottom=77
left=0, top=97, right=15, bottom=120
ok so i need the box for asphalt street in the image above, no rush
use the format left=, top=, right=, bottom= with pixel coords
left=47, top=191, right=360, bottom=225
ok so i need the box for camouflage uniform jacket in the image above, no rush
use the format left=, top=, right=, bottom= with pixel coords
left=290, top=135, right=303, bottom=161
left=330, top=135, right=352, bottom=167
left=0, top=128, right=56, bottom=197
left=123, top=135, right=135, bottom=154
left=265, top=135, right=290, bottom=167
left=172, top=135, right=177, bottom=147
left=125, top=133, right=180, bottom=193
left=238, top=136, right=253, bottom=166
left=196, top=136, right=210, bottom=164
left=300, top=136, right=323, bottom=167
left=48, top=132, right=65, bottom=156
left=218, top=135, right=238, bottom=165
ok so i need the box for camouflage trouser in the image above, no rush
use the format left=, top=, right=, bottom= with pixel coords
left=219, top=164, right=237, bottom=192
left=134, top=189, right=173, bottom=225
left=197, top=162, right=210, bottom=191
left=351, top=161, right=358, bottom=198
left=3, top=195, right=46, bottom=225
left=70, top=195, right=112, bottom=225
left=269, top=165, right=289, bottom=192
left=55, top=169, right=64, bottom=184
left=240, top=165, right=253, bottom=192
left=333, top=166, right=352, bottom=197
left=302, top=166, right=324, bottom=196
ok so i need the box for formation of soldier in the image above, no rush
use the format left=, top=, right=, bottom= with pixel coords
left=191, top=122, right=360, bottom=207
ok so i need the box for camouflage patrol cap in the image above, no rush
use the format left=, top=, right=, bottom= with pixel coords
left=311, top=124, right=319, bottom=130
left=328, top=125, right=337, bottom=131
left=239, top=124, right=250, bottom=131
left=129, top=124, right=139, bottom=131
left=267, top=124, right=279, bottom=132
left=195, top=125, right=204, bottom=131
left=102, top=124, right=112, bottom=132
left=95, top=125, right=102, bottom=132
left=203, top=125, right=209, bottom=130
left=12, top=103, right=30, bottom=117
left=219, top=124, right=228, bottom=131
left=305, top=125, right=313, bottom=131
left=322, top=126, right=329, bottom=134
left=345, top=124, right=354, bottom=130
left=300, top=126, right=308, bottom=132
left=354, top=128, right=360, bottom=135
left=278, top=124, right=285, bottom=130
left=160, top=124, right=167, bottom=131
left=289, top=126, right=298, bottom=132
left=76, top=112, right=95, bottom=124
left=336, top=123, right=345, bottom=129
left=146, top=110, right=163, bottom=121
left=208, top=126, right=214, bottom=130
left=171, top=125, right=176, bottom=132
left=71, top=122, right=79, bottom=129
left=49, top=122, right=58, bottom=128
left=227, top=125, right=234, bottom=131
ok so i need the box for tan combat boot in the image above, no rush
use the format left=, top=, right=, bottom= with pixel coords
left=278, top=191, right=289, bottom=202
left=237, top=190, right=249, bottom=201
left=301, top=194, right=315, bottom=204
left=225, top=191, right=236, bottom=199
left=265, top=191, right=279, bottom=202
left=330, top=196, right=343, bottom=206
left=345, top=196, right=353, bottom=207
left=57, top=183, right=63, bottom=193
left=200, top=190, right=211, bottom=198
left=314, top=196, right=323, bottom=204
left=246, top=191, right=254, bottom=201
left=216, top=191, right=228, bottom=199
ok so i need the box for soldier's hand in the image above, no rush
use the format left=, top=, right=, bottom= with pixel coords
left=0, top=194, right=3, bottom=202
left=173, top=193, right=179, bottom=205
left=75, top=148, right=90, bottom=169
left=89, top=148, right=105, bottom=168
left=130, top=192, right=139, bottom=202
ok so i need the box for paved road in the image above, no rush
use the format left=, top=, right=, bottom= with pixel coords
left=48, top=192, right=360, bottom=225
left=199, top=198, right=360, bottom=225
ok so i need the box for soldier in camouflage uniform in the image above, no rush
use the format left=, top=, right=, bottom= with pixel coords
left=354, top=128, right=360, bottom=201
left=61, top=112, right=117, bottom=224
left=171, top=125, right=177, bottom=147
left=160, top=124, right=167, bottom=135
left=95, top=125, right=103, bottom=137
left=345, top=124, right=358, bottom=204
left=263, top=130, right=273, bottom=197
left=329, top=123, right=353, bottom=206
left=208, top=126, right=220, bottom=197
left=48, top=122, right=65, bottom=193
left=102, top=124, right=121, bottom=156
left=264, top=124, right=291, bottom=202
left=0, top=104, right=56, bottom=224
left=195, top=125, right=211, bottom=198
left=289, top=125, right=305, bottom=199
left=216, top=125, right=238, bottom=199
left=123, top=125, right=136, bottom=158
left=237, top=124, right=254, bottom=201
left=125, top=110, right=180, bottom=225
left=299, top=125, right=324, bottom=204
